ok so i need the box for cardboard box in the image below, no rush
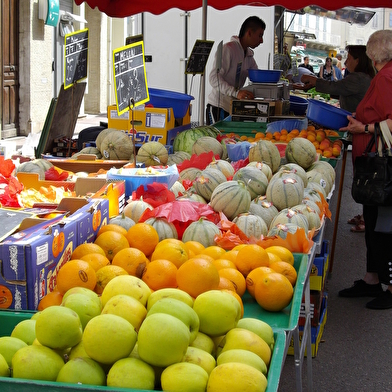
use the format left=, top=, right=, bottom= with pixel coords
left=74, top=177, right=126, bottom=218
left=287, top=294, right=328, bottom=357
left=0, top=198, right=109, bottom=310
left=16, top=172, right=76, bottom=192
left=0, top=216, right=78, bottom=310
left=298, top=290, right=324, bottom=327
left=107, top=104, right=175, bottom=145
left=309, top=240, right=329, bottom=291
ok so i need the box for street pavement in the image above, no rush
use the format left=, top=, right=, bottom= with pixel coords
left=278, top=151, right=392, bottom=392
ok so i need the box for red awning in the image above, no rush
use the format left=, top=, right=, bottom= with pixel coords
left=75, top=0, right=389, bottom=17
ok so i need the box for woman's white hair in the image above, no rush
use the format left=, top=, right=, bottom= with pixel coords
left=366, top=30, right=392, bottom=63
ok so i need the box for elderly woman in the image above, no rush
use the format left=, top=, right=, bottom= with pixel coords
left=338, top=30, right=392, bottom=309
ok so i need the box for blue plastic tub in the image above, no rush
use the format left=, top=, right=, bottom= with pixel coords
left=289, top=95, right=308, bottom=115
left=147, top=88, right=194, bottom=119
left=248, top=69, right=282, bottom=83
left=306, top=99, right=351, bottom=129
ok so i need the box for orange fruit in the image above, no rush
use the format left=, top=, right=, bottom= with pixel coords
left=269, top=261, right=298, bottom=286
left=37, top=291, right=63, bottom=311
left=234, top=244, right=270, bottom=277
left=80, top=253, right=110, bottom=272
left=176, top=258, right=220, bottom=298
left=264, top=246, right=294, bottom=266
left=221, top=289, right=244, bottom=318
left=217, top=276, right=236, bottom=291
left=97, top=224, right=128, bottom=237
left=100, top=267, right=131, bottom=292
left=94, top=265, right=128, bottom=294
left=184, top=240, right=205, bottom=255
left=201, top=245, right=227, bottom=260
left=224, top=250, right=239, bottom=263
left=71, top=243, right=106, bottom=260
left=266, top=252, right=282, bottom=266
left=142, top=259, right=178, bottom=291
left=190, top=254, right=214, bottom=263
left=151, top=241, right=189, bottom=268
left=254, top=272, right=294, bottom=312
left=94, top=231, right=130, bottom=261
left=246, top=266, right=274, bottom=298
left=212, top=258, right=238, bottom=271
left=126, top=223, right=159, bottom=257
left=218, top=268, right=246, bottom=297
left=112, top=247, right=149, bottom=278
left=232, top=244, right=247, bottom=251
left=56, top=260, right=97, bottom=295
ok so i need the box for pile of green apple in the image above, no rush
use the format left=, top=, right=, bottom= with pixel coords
left=0, top=274, right=276, bottom=392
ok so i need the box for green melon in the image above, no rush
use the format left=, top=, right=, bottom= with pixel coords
left=207, top=159, right=235, bottom=179
left=306, top=169, right=333, bottom=196
left=144, top=217, right=178, bottom=241
left=123, top=198, right=153, bottom=223
left=232, top=213, right=268, bottom=238
left=191, top=136, right=223, bottom=158
left=246, top=161, right=273, bottom=181
left=173, top=128, right=215, bottom=154
left=233, top=166, right=269, bottom=200
left=181, top=218, right=221, bottom=247
left=137, top=142, right=168, bottom=166
left=267, top=222, right=302, bottom=238
left=109, top=213, right=135, bottom=230
left=285, top=138, right=317, bottom=170
left=248, top=140, right=281, bottom=173
left=291, top=204, right=321, bottom=231
left=249, top=197, right=279, bottom=228
left=266, top=174, right=304, bottom=211
left=179, top=167, right=202, bottom=182
left=100, top=130, right=134, bottom=160
left=95, top=128, right=118, bottom=151
left=269, top=208, right=309, bottom=232
left=278, top=163, right=308, bottom=188
left=71, top=147, right=102, bottom=159
left=31, top=159, right=54, bottom=172
left=193, top=168, right=227, bottom=202
left=210, top=180, right=251, bottom=220
left=16, top=161, right=46, bottom=180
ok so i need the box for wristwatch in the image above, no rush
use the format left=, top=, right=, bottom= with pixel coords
left=364, top=125, right=369, bottom=134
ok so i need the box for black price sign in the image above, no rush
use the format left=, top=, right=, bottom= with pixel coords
left=185, top=40, right=214, bottom=75
left=64, top=28, right=88, bottom=89
left=113, top=41, right=149, bottom=115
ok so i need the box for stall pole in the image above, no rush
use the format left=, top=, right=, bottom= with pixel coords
left=329, top=139, right=350, bottom=274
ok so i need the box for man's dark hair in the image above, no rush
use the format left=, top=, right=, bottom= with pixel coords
left=304, top=56, right=309, bottom=61
left=346, top=45, right=375, bottom=78
left=239, top=16, right=266, bottom=38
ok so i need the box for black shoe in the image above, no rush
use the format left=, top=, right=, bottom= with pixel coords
left=338, top=279, right=384, bottom=298
left=366, top=290, right=392, bottom=309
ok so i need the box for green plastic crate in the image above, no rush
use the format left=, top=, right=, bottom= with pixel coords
left=0, top=312, right=286, bottom=392
left=214, top=120, right=268, bottom=138
left=243, top=253, right=308, bottom=331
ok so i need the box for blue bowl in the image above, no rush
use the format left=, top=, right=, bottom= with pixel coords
left=248, top=69, right=282, bottom=83
left=306, top=99, right=351, bottom=129
left=147, top=88, right=194, bottom=119
left=289, top=95, right=308, bottom=115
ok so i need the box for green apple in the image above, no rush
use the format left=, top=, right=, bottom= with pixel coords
left=101, top=275, right=151, bottom=307
left=61, top=293, right=102, bottom=329
left=237, top=318, right=275, bottom=350
left=0, top=336, right=27, bottom=367
left=217, top=348, right=267, bottom=376
left=193, top=290, right=241, bottom=336
left=0, top=353, right=10, bottom=377
left=182, top=346, right=216, bottom=375
left=137, top=313, right=190, bottom=367
left=62, top=287, right=101, bottom=309
left=207, top=362, right=267, bottom=392
left=35, top=306, right=83, bottom=350
left=190, top=331, right=216, bottom=356
left=11, top=319, right=36, bottom=345
left=161, top=362, right=209, bottom=392
left=101, top=294, right=147, bottom=331
left=56, top=357, right=106, bottom=385
left=83, top=313, right=137, bottom=365
left=147, top=297, right=199, bottom=343
left=146, top=287, right=194, bottom=311
left=107, top=357, right=155, bottom=390
left=12, top=345, right=64, bottom=381
left=217, top=328, right=271, bottom=367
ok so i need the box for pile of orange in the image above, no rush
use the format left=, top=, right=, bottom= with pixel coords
left=37, top=221, right=298, bottom=315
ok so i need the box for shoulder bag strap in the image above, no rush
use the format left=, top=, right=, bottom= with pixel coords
left=378, top=120, right=392, bottom=156
left=364, top=123, right=378, bottom=155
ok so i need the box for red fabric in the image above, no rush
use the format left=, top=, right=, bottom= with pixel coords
left=76, top=0, right=391, bottom=17
left=352, top=61, right=392, bottom=162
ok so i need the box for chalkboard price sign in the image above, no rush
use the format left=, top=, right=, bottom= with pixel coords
left=64, top=28, right=89, bottom=89
left=185, top=40, right=214, bottom=75
left=113, top=41, right=149, bottom=116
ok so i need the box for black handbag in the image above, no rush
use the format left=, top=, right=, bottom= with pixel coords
left=351, top=121, right=392, bottom=206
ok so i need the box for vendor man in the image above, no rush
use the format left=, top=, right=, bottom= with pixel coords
left=206, top=16, right=266, bottom=124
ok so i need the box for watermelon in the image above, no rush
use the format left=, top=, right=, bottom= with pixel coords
left=174, top=126, right=220, bottom=154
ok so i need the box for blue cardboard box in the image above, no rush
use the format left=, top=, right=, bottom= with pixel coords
left=309, top=240, right=329, bottom=291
